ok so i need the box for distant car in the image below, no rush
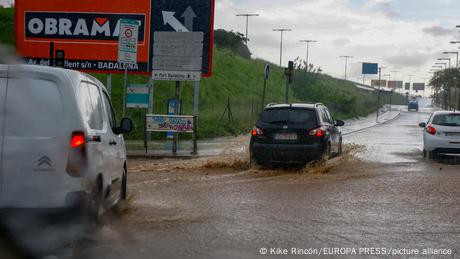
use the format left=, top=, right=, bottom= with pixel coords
left=249, top=103, right=345, bottom=166
left=419, top=111, right=460, bottom=158
left=0, top=65, right=133, bottom=219
left=408, top=100, right=419, bottom=111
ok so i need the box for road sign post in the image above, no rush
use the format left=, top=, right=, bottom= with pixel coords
left=262, top=64, right=270, bottom=110
left=118, top=19, right=140, bottom=116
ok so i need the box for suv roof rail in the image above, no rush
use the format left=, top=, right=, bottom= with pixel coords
left=266, top=103, right=277, bottom=107
left=315, top=103, right=325, bottom=107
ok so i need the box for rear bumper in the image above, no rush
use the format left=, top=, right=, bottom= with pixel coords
left=251, top=142, right=324, bottom=163
left=431, top=148, right=460, bottom=154
left=424, top=134, right=460, bottom=152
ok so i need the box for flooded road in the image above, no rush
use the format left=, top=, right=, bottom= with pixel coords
left=82, top=99, right=460, bottom=258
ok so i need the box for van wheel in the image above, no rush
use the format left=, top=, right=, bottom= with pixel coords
left=121, top=167, right=127, bottom=201
left=88, top=178, right=103, bottom=224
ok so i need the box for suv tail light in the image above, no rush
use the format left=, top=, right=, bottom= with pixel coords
left=308, top=127, right=326, bottom=138
left=426, top=125, right=437, bottom=135
left=67, top=131, right=88, bottom=177
left=251, top=127, right=264, bottom=136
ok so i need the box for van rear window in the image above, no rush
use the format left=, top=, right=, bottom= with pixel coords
left=4, top=78, right=64, bottom=137
left=260, top=108, right=317, bottom=126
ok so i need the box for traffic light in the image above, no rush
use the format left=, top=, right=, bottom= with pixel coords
left=55, top=49, right=65, bottom=68
left=286, top=61, right=294, bottom=83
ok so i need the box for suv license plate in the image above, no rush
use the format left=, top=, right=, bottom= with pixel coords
left=275, top=133, right=297, bottom=141
left=446, top=132, right=460, bottom=137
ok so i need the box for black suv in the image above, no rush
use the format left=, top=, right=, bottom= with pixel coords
left=250, top=103, right=345, bottom=165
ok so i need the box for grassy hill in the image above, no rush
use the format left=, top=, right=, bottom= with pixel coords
left=0, top=7, right=404, bottom=140
left=0, top=7, right=14, bottom=45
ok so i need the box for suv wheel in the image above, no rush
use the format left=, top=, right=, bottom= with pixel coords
left=323, top=143, right=332, bottom=161
left=338, top=140, right=343, bottom=156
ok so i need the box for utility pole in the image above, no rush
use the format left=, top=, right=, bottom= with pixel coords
left=236, top=13, right=259, bottom=43
left=299, top=40, right=317, bottom=69
left=376, top=67, right=383, bottom=123
left=340, top=56, right=353, bottom=80
left=273, top=29, right=292, bottom=66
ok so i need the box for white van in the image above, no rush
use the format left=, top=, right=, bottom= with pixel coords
left=0, top=64, right=133, bottom=217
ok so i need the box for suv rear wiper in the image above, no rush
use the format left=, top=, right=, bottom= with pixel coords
left=268, top=120, right=289, bottom=124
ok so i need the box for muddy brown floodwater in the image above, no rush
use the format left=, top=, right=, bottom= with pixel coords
left=79, top=103, right=460, bottom=259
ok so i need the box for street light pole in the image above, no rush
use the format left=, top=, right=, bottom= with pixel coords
left=376, top=67, right=383, bottom=123
left=273, top=29, right=292, bottom=66
left=444, top=51, right=459, bottom=68
left=236, top=13, right=260, bottom=43
left=438, top=58, right=451, bottom=68
left=435, top=62, right=448, bottom=69
left=407, top=74, right=415, bottom=93
left=300, top=40, right=317, bottom=68
left=339, top=55, right=353, bottom=80
left=391, top=71, right=400, bottom=93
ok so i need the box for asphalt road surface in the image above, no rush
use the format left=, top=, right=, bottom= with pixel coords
left=81, top=99, right=460, bottom=259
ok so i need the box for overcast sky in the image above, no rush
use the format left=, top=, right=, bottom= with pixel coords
left=2, top=0, right=460, bottom=84
left=216, top=0, right=460, bottom=84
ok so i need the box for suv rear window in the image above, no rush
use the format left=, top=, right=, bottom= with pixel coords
left=260, top=108, right=317, bottom=126
left=432, top=114, right=460, bottom=127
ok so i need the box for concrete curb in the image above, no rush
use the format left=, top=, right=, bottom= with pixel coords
left=342, top=109, right=401, bottom=136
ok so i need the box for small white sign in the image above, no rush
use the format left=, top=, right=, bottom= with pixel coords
left=118, top=19, right=139, bottom=65
left=146, top=115, right=195, bottom=133
left=153, top=70, right=201, bottom=81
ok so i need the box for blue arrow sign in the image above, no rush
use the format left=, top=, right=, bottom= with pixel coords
left=150, top=0, right=215, bottom=77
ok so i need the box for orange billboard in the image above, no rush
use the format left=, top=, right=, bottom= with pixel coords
left=15, top=0, right=152, bottom=74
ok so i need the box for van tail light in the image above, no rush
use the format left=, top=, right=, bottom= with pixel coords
left=70, top=132, right=85, bottom=148
left=251, top=127, right=264, bottom=136
left=67, top=131, right=88, bottom=177
left=426, top=125, right=437, bottom=135
left=308, top=127, right=326, bottom=138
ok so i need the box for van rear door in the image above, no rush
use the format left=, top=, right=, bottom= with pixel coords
left=0, top=66, right=7, bottom=195
left=1, top=76, right=71, bottom=208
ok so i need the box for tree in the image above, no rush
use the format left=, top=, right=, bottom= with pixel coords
left=213, top=29, right=251, bottom=59
left=430, top=68, right=460, bottom=110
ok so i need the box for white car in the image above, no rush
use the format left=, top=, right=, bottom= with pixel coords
left=0, top=64, right=132, bottom=218
left=419, top=111, right=460, bottom=158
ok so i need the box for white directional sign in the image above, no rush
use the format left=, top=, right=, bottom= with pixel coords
left=153, top=42, right=203, bottom=57
left=152, top=56, right=203, bottom=71
left=118, top=19, right=140, bottom=64
left=152, top=31, right=204, bottom=81
left=153, top=71, right=201, bottom=81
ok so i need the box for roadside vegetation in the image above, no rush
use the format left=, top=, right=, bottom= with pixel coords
left=0, top=8, right=405, bottom=140
left=0, top=7, right=14, bottom=45
left=430, top=68, right=460, bottom=110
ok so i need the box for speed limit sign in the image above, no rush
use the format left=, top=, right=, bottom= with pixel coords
left=118, top=19, right=139, bottom=64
